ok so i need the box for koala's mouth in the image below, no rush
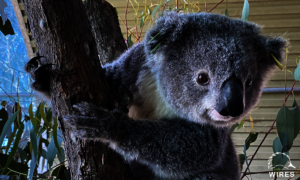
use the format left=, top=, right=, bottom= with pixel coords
left=208, top=109, right=234, bottom=122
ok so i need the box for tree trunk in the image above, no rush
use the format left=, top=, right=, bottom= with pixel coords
left=21, top=0, right=132, bottom=179
left=83, top=0, right=127, bottom=65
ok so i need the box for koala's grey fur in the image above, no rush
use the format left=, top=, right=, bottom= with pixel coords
left=26, top=12, right=287, bottom=179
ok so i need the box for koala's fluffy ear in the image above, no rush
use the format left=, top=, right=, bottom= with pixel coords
left=262, top=36, right=288, bottom=67
left=144, top=12, right=188, bottom=55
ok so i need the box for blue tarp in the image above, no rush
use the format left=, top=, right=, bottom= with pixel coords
left=0, top=0, right=34, bottom=109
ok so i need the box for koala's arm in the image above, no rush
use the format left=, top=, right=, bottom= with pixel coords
left=64, top=103, right=232, bottom=178
left=24, top=43, right=145, bottom=102
left=103, top=43, right=146, bottom=111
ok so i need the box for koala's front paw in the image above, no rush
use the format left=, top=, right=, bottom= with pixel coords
left=63, top=103, right=116, bottom=140
left=63, top=115, right=103, bottom=139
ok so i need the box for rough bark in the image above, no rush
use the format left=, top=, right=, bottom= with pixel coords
left=21, top=0, right=132, bottom=179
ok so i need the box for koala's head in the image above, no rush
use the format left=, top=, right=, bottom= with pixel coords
left=144, top=12, right=287, bottom=127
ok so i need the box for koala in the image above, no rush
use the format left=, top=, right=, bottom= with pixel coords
left=25, top=12, right=287, bottom=180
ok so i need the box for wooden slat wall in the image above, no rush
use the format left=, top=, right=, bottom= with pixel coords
left=108, top=0, right=300, bottom=179
left=16, top=0, right=38, bottom=53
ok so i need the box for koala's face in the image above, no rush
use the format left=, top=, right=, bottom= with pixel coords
left=145, top=12, right=286, bottom=127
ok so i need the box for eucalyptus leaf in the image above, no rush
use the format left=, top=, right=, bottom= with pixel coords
left=52, top=165, right=69, bottom=180
left=150, top=42, right=161, bottom=54
left=18, top=147, right=28, bottom=161
left=276, top=106, right=294, bottom=152
left=5, top=128, right=16, bottom=154
left=237, top=119, right=245, bottom=130
left=152, top=0, right=171, bottom=19
left=243, top=144, right=250, bottom=173
left=53, top=117, right=62, bottom=156
left=19, top=128, right=30, bottom=149
left=294, top=60, right=300, bottom=81
left=245, top=131, right=258, bottom=150
left=2, top=123, right=24, bottom=173
left=146, top=5, right=151, bottom=15
left=0, top=154, right=28, bottom=176
left=225, top=8, right=228, bottom=17
left=58, top=147, right=65, bottom=163
left=35, top=102, right=44, bottom=120
left=291, top=99, right=300, bottom=139
left=241, top=0, right=249, bottom=21
left=29, top=149, right=37, bottom=180
left=40, top=103, right=49, bottom=127
left=272, top=151, right=289, bottom=171
left=46, top=108, right=52, bottom=126
left=271, top=54, right=284, bottom=71
left=64, top=168, right=71, bottom=180
left=40, top=137, right=49, bottom=147
left=238, top=154, right=245, bottom=171
left=0, top=110, right=19, bottom=146
left=42, top=149, right=47, bottom=159
left=230, top=123, right=239, bottom=134
left=47, top=131, right=63, bottom=167
left=29, top=103, right=38, bottom=133
left=128, top=34, right=134, bottom=48
left=30, top=129, right=38, bottom=164
left=140, top=16, right=145, bottom=28
left=0, top=108, right=8, bottom=133
left=273, top=137, right=283, bottom=153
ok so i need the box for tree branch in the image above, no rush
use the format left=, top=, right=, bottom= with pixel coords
left=21, top=0, right=132, bottom=179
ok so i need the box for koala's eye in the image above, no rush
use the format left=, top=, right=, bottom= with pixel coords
left=246, top=76, right=252, bottom=87
left=197, top=73, right=209, bottom=85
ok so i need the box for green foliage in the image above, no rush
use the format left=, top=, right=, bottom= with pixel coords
left=2, top=123, right=24, bottom=174
left=276, top=105, right=296, bottom=152
left=0, top=110, right=19, bottom=147
left=0, top=102, right=68, bottom=179
left=241, top=132, right=258, bottom=173
left=272, top=54, right=284, bottom=71
left=245, top=131, right=258, bottom=151
left=291, top=99, right=300, bottom=139
left=0, top=107, right=8, bottom=134
left=140, top=16, right=145, bottom=28
left=152, top=0, right=171, bottom=19
left=128, top=34, right=134, bottom=48
left=294, top=59, right=300, bottom=81
left=229, top=123, right=239, bottom=134
left=40, top=103, right=50, bottom=127
left=150, top=42, right=161, bottom=54
left=237, top=119, right=245, bottom=130
left=51, top=165, right=70, bottom=180
left=0, top=154, right=28, bottom=177
left=238, top=154, right=245, bottom=171
left=225, top=8, right=228, bottom=17
left=229, top=119, right=245, bottom=134
left=30, top=129, right=39, bottom=165
left=272, top=137, right=289, bottom=171
left=47, top=130, right=63, bottom=167
left=53, top=117, right=62, bottom=156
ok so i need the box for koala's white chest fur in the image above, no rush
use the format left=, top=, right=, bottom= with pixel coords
left=128, top=70, right=177, bottom=120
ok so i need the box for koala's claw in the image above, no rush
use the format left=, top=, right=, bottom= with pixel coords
left=72, top=102, right=100, bottom=116
left=72, top=102, right=114, bottom=119
left=63, top=114, right=107, bottom=139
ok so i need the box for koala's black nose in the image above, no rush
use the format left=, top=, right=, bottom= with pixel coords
left=215, top=76, right=244, bottom=117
